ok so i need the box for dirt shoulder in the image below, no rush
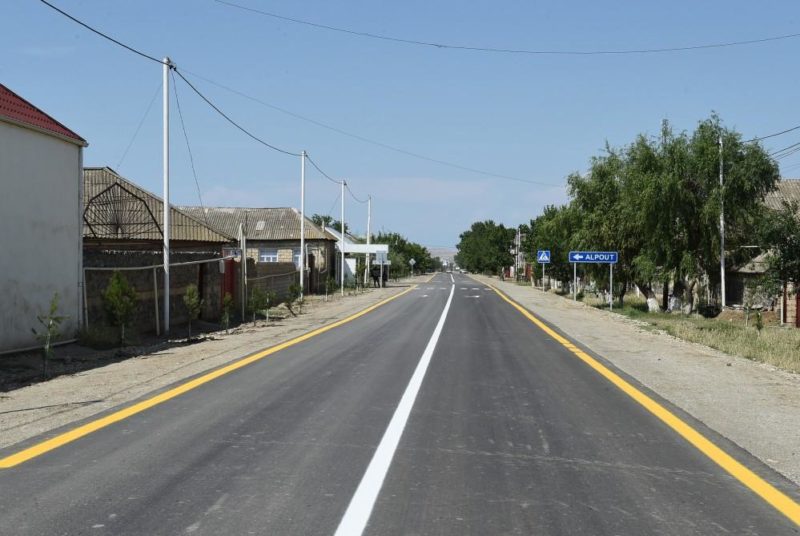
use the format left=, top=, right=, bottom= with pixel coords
left=0, top=279, right=422, bottom=451
left=472, top=274, right=800, bottom=487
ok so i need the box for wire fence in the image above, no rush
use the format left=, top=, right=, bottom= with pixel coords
left=83, top=255, right=235, bottom=335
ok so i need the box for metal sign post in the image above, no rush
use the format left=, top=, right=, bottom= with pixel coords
left=573, top=263, right=577, bottom=301
left=568, top=251, right=619, bottom=308
left=536, top=250, right=550, bottom=292
left=609, top=263, right=613, bottom=311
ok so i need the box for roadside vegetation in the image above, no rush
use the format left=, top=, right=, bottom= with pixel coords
left=457, top=113, right=800, bottom=373
left=579, top=293, right=800, bottom=373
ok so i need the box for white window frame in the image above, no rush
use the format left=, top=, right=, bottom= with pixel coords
left=259, top=248, right=278, bottom=263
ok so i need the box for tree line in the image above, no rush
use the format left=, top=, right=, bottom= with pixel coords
left=456, top=114, right=800, bottom=313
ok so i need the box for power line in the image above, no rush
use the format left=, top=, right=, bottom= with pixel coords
left=180, top=70, right=560, bottom=187
left=173, top=69, right=301, bottom=157
left=745, top=124, right=800, bottom=143
left=346, top=183, right=369, bottom=204
left=325, top=192, right=341, bottom=220
left=216, top=0, right=800, bottom=56
left=116, top=81, right=161, bottom=170
left=36, top=0, right=562, bottom=188
left=769, top=140, right=800, bottom=158
left=172, top=71, right=210, bottom=228
left=305, top=154, right=343, bottom=185
left=39, top=0, right=162, bottom=64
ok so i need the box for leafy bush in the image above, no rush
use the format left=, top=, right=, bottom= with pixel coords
left=221, top=292, right=234, bottom=333
left=247, top=287, right=273, bottom=324
left=286, top=283, right=301, bottom=316
left=183, top=284, right=203, bottom=338
left=31, top=293, right=67, bottom=379
left=103, top=272, right=137, bottom=346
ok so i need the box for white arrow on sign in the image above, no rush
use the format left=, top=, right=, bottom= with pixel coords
left=574, top=254, right=584, bottom=260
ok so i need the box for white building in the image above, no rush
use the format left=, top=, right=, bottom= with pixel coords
left=0, top=84, right=87, bottom=353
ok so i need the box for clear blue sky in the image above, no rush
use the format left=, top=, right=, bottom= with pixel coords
left=4, top=1, right=800, bottom=248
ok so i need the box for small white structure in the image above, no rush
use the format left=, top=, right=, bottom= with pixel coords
left=325, top=227, right=389, bottom=282
left=0, top=84, right=87, bottom=353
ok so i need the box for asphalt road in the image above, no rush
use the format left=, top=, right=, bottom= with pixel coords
left=0, top=273, right=797, bottom=535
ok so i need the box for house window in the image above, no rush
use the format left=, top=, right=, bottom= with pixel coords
left=293, top=248, right=301, bottom=268
left=259, top=248, right=278, bottom=263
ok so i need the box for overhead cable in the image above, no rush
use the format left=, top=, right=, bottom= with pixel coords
left=172, top=71, right=210, bottom=228
left=180, top=70, right=559, bottom=187
left=39, top=0, right=163, bottom=64
left=174, top=69, right=301, bottom=157
left=305, top=154, right=343, bottom=185
left=745, top=124, right=800, bottom=143
left=346, top=184, right=369, bottom=204
left=215, top=0, right=800, bottom=56
left=116, top=81, right=162, bottom=170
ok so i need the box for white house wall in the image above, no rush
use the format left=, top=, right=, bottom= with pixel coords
left=0, top=121, right=81, bottom=352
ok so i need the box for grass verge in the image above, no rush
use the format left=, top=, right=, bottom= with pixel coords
left=581, top=294, right=800, bottom=374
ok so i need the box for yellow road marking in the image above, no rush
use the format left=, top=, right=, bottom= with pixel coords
left=487, top=283, right=800, bottom=527
left=0, top=286, right=415, bottom=469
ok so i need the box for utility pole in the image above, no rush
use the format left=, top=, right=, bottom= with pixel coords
left=299, top=151, right=306, bottom=299
left=719, top=134, right=726, bottom=309
left=365, top=195, right=371, bottom=286
left=162, top=57, right=171, bottom=334
left=341, top=180, right=346, bottom=297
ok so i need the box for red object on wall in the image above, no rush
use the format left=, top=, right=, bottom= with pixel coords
left=222, top=259, right=236, bottom=302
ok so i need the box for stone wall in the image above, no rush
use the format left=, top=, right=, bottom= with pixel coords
left=84, top=250, right=224, bottom=334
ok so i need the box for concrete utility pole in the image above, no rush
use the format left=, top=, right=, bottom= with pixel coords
left=341, top=180, right=346, bottom=297
left=299, top=151, right=306, bottom=298
left=719, top=134, right=726, bottom=309
left=364, top=195, right=371, bottom=286
left=162, top=56, right=171, bottom=334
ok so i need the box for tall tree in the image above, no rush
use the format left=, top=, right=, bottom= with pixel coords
left=456, top=220, right=515, bottom=276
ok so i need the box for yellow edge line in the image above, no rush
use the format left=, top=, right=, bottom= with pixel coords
left=487, top=283, right=800, bottom=527
left=0, top=286, right=416, bottom=469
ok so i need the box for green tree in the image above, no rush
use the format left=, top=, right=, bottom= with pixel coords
left=248, top=287, right=276, bottom=324
left=286, top=283, right=302, bottom=316
left=374, top=231, right=437, bottom=276
left=31, top=293, right=67, bottom=379
left=221, top=292, right=234, bottom=333
left=103, top=272, right=138, bottom=345
left=456, top=220, right=515, bottom=277
left=183, top=284, right=203, bottom=339
left=761, top=200, right=800, bottom=291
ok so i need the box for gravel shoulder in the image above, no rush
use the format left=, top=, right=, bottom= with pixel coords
left=473, top=274, right=800, bottom=486
left=0, top=279, right=422, bottom=451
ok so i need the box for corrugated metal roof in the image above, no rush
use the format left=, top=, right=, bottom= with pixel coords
left=179, top=206, right=333, bottom=241
left=0, top=83, right=86, bottom=146
left=83, top=167, right=232, bottom=243
left=765, top=179, right=800, bottom=211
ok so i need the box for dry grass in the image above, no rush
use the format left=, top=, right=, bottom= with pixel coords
left=582, top=294, right=800, bottom=374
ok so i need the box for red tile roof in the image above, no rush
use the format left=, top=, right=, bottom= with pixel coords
left=0, top=83, right=86, bottom=145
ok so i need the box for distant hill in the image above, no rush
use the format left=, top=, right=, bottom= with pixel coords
left=428, top=247, right=457, bottom=263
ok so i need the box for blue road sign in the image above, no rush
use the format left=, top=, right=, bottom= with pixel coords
left=536, top=250, right=551, bottom=263
left=568, top=251, right=618, bottom=264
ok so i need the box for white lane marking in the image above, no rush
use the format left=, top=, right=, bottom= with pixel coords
left=449, top=273, right=454, bottom=283
left=471, top=287, right=479, bottom=290
left=420, top=294, right=429, bottom=298
left=460, top=287, right=468, bottom=290
left=465, top=295, right=480, bottom=298
left=439, top=287, right=447, bottom=290
left=334, top=284, right=455, bottom=536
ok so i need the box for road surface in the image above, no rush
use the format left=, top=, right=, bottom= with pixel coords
left=0, top=273, right=797, bottom=535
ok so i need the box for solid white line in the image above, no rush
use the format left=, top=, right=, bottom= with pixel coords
left=449, top=273, right=454, bottom=283
left=334, top=284, right=455, bottom=536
